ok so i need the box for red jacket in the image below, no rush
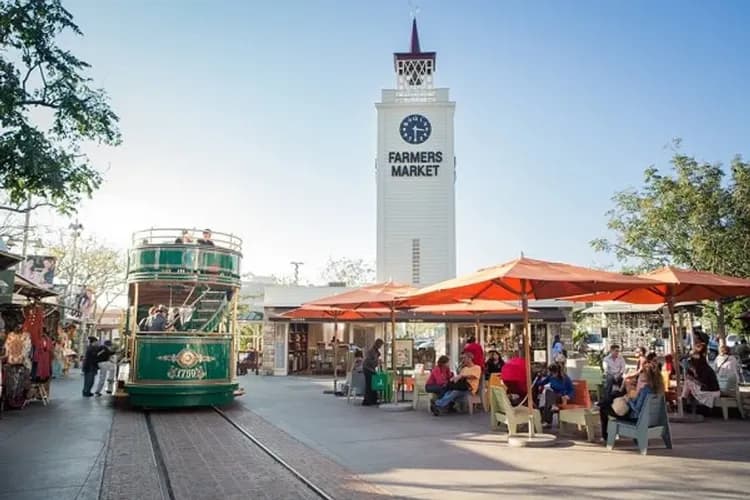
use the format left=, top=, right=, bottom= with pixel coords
left=463, top=342, right=485, bottom=370
left=426, top=365, right=452, bottom=387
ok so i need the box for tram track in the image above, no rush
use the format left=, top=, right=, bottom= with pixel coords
left=142, top=407, right=333, bottom=500
left=212, top=406, right=334, bottom=500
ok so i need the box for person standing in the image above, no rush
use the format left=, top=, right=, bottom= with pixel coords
left=362, top=339, right=383, bottom=406
left=197, top=229, right=215, bottom=246
left=94, top=340, right=115, bottom=396
left=81, top=336, right=100, bottom=397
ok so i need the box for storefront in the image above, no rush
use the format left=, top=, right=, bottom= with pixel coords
left=262, top=293, right=574, bottom=376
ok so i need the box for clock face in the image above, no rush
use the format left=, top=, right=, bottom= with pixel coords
left=399, top=114, right=431, bottom=145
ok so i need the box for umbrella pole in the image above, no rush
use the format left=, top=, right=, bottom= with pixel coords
left=391, top=307, right=397, bottom=403
left=333, top=317, right=338, bottom=394
left=667, top=299, right=684, bottom=416
left=521, top=282, right=534, bottom=438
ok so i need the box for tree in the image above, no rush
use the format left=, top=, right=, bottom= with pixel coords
left=48, top=231, right=126, bottom=325
left=592, top=142, right=750, bottom=337
left=0, top=0, right=121, bottom=215
left=320, top=257, right=375, bottom=286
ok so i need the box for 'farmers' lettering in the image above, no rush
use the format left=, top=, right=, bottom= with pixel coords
left=388, top=151, right=443, bottom=177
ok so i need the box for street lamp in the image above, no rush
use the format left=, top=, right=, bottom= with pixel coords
left=290, top=261, right=304, bottom=285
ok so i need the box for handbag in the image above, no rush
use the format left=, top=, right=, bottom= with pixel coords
left=611, top=395, right=630, bottom=417
left=371, top=371, right=387, bottom=391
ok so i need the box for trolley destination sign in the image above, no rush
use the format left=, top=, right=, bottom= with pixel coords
left=388, top=151, right=443, bottom=177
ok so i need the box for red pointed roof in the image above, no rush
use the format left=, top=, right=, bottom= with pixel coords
left=394, top=18, right=436, bottom=65
left=410, top=18, right=421, bottom=53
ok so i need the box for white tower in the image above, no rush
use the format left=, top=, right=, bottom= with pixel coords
left=376, top=20, right=456, bottom=285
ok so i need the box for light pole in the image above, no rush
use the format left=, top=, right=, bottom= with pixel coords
left=68, top=220, right=84, bottom=352
left=290, top=261, right=304, bottom=285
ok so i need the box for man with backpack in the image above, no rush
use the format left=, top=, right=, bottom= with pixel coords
left=94, top=340, right=116, bottom=396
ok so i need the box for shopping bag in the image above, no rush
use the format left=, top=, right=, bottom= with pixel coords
left=371, top=372, right=387, bottom=391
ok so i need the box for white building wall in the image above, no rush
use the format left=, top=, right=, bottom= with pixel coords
left=376, top=90, right=456, bottom=285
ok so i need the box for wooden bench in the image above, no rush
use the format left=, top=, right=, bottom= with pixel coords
left=606, top=394, right=672, bottom=455
left=559, top=380, right=599, bottom=442
left=489, top=386, right=542, bottom=435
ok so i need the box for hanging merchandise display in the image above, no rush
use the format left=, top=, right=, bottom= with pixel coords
left=3, top=329, right=32, bottom=409
left=22, top=304, right=44, bottom=348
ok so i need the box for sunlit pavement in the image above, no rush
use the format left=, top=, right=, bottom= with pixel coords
left=238, top=374, right=750, bottom=499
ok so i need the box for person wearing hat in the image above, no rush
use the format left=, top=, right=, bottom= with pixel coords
left=81, top=336, right=100, bottom=397
left=197, top=228, right=215, bottom=246
left=149, top=306, right=168, bottom=332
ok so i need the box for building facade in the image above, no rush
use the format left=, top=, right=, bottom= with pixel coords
left=376, top=20, right=456, bottom=286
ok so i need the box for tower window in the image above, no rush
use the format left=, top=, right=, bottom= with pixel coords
left=412, top=238, right=421, bottom=284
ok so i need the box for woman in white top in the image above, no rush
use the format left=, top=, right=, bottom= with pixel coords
left=713, top=345, right=741, bottom=395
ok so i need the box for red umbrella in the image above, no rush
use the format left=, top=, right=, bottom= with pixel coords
left=399, top=256, right=658, bottom=437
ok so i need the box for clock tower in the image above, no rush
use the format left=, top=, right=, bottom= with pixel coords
left=376, top=19, right=456, bottom=286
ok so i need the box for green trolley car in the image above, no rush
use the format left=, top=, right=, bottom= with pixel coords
left=121, top=228, right=243, bottom=407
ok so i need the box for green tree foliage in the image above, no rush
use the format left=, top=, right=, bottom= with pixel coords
left=592, top=142, right=750, bottom=334
left=320, top=257, right=375, bottom=286
left=0, top=0, right=121, bottom=214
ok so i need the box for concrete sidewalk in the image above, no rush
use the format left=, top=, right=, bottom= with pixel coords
left=0, top=370, right=114, bottom=500
left=239, top=374, right=750, bottom=499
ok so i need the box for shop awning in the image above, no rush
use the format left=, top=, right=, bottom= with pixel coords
left=0, top=250, right=21, bottom=271
left=14, top=273, right=58, bottom=298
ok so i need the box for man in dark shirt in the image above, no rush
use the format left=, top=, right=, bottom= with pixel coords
left=197, top=229, right=215, bottom=246
left=362, top=339, right=383, bottom=406
left=82, top=336, right=100, bottom=397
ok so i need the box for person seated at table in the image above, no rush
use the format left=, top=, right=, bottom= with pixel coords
left=484, top=350, right=504, bottom=381
left=600, top=361, right=664, bottom=442
left=602, top=344, right=627, bottom=399
left=533, top=364, right=574, bottom=425
left=713, top=345, right=741, bottom=396
left=501, top=355, right=528, bottom=403
left=431, top=352, right=481, bottom=416
left=625, top=352, right=658, bottom=392
left=681, top=341, right=720, bottom=411
left=425, top=355, right=453, bottom=397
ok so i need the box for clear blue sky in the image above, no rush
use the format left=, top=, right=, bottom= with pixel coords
left=50, top=0, right=750, bottom=282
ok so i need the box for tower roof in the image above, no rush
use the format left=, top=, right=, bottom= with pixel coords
left=410, top=18, right=421, bottom=53
left=394, top=18, right=436, bottom=68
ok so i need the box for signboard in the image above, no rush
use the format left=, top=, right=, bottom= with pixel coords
left=19, top=255, right=56, bottom=288
left=393, top=338, right=414, bottom=369
left=0, top=270, right=13, bottom=304
left=135, top=337, right=230, bottom=382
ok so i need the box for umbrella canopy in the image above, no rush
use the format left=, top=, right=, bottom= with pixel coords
left=399, top=256, right=658, bottom=437
left=566, top=266, right=750, bottom=304
left=397, top=257, right=659, bottom=306
left=409, top=299, right=527, bottom=315
left=280, top=305, right=389, bottom=321
left=304, top=281, right=417, bottom=309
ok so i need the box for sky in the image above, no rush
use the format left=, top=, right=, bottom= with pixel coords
left=28, top=0, right=750, bottom=283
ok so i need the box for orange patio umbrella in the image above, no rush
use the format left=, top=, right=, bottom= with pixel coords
left=399, top=256, right=658, bottom=438
left=281, top=305, right=389, bottom=393
left=409, top=299, right=532, bottom=347
left=567, top=266, right=750, bottom=416
left=302, top=282, right=418, bottom=395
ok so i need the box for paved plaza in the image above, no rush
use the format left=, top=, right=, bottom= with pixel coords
left=240, top=375, right=750, bottom=499
left=1, top=372, right=749, bottom=499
